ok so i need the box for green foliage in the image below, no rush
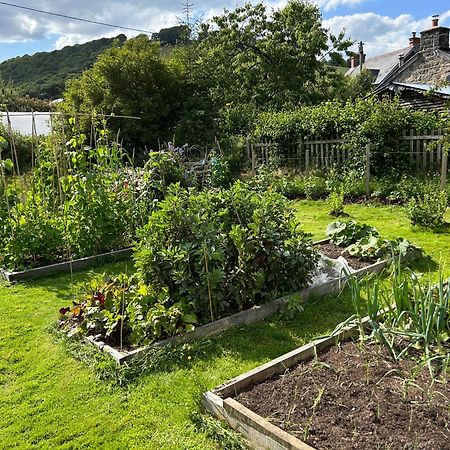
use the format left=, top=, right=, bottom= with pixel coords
left=326, top=220, right=378, bottom=246
left=209, top=154, right=232, bottom=188
left=345, top=236, right=418, bottom=261
left=134, top=182, right=318, bottom=325
left=327, top=190, right=345, bottom=216
left=168, top=0, right=353, bottom=142
left=59, top=182, right=318, bottom=346
left=59, top=274, right=196, bottom=347
left=345, top=265, right=450, bottom=373
left=326, top=220, right=420, bottom=262
left=406, top=186, right=448, bottom=229
left=253, top=97, right=441, bottom=174
left=63, top=35, right=181, bottom=149
left=0, top=128, right=191, bottom=270
left=0, top=35, right=127, bottom=99
left=191, top=1, right=350, bottom=111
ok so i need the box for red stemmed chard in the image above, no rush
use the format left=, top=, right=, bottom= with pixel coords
left=93, top=291, right=105, bottom=306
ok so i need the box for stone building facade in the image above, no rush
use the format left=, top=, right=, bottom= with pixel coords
left=394, top=24, right=450, bottom=86
left=347, top=16, right=450, bottom=92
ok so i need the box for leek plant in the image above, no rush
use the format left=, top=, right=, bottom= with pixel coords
left=342, top=262, right=450, bottom=377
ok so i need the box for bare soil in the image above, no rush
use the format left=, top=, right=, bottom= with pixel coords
left=236, top=341, right=450, bottom=450
left=319, top=242, right=371, bottom=270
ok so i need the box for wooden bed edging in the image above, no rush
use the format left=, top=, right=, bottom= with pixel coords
left=202, top=315, right=375, bottom=450
left=78, top=256, right=390, bottom=365
left=0, top=247, right=133, bottom=282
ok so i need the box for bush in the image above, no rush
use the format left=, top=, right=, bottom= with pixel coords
left=252, top=97, right=440, bottom=175
left=134, top=182, right=318, bottom=324
left=406, top=187, right=448, bottom=229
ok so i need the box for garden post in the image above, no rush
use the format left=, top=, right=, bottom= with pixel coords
left=251, top=143, right=256, bottom=175
left=365, top=144, right=371, bottom=198
left=440, top=151, right=448, bottom=190
left=305, top=147, right=310, bottom=175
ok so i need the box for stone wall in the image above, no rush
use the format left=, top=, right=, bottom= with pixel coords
left=396, top=52, right=450, bottom=85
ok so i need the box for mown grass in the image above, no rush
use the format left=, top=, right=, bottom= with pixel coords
left=1, top=201, right=448, bottom=449
left=0, top=263, right=357, bottom=449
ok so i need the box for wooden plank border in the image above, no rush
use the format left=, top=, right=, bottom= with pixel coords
left=0, top=247, right=133, bottom=282
left=203, top=315, right=376, bottom=450
left=70, top=255, right=390, bottom=365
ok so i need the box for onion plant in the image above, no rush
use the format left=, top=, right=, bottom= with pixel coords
left=342, top=262, right=450, bottom=377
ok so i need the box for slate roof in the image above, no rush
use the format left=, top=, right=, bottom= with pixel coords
left=346, top=47, right=416, bottom=86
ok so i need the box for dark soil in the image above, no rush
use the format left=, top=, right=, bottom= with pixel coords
left=236, top=341, right=450, bottom=450
left=319, top=242, right=371, bottom=270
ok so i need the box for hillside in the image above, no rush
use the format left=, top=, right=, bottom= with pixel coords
left=0, top=34, right=127, bottom=99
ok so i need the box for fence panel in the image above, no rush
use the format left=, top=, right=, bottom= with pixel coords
left=248, top=129, right=448, bottom=175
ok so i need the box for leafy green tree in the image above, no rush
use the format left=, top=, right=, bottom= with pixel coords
left=152, top=26, right=189, bottom=45
left=192, top=1, right=351, bottom=109
left=63, top=35, right=181, bottom=149
left=170, top=0, right=352, bottom=140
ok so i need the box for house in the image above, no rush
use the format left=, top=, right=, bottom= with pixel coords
left=347, top=15, right=450, bottom=110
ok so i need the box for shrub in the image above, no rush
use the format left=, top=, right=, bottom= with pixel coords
left=134, top=182, right=318, bottom=324
left=252, top=97, right=441, bottom=175
left=406, top=187, right=448, bottom=229
left=327, top=189, right=345, bottom=217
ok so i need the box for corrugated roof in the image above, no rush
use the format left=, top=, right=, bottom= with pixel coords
left=346, top=47, right=414, bottom=85
left=392, top=82, right=450, bottom=97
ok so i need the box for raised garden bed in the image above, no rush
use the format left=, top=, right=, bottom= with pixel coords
left=0, top=247, right=133, bottom=282
left=203, top=315, right=449, bottom=449
left=69, top=253, right=391, bottom=365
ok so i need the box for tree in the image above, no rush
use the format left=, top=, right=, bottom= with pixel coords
left=152, top=26, right=189, bottom=45
left=189, top=1, right=351, bottom=110
left=63, top=35, right=181, bottom=149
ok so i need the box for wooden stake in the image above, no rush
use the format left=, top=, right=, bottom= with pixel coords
left=440, top=151, right=448, bottom=190
left=365, top=145, right=370, bottom=198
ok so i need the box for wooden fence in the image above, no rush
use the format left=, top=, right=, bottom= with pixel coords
left=247, top=129, right=449, bottom=189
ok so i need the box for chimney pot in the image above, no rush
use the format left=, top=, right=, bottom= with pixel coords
left=409, top=31, right=421, bottom=48
left=432, top=15, right=439, bottom=28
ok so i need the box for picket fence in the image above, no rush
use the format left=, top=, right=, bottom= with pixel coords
left=246, top=129, right=449, bottom=177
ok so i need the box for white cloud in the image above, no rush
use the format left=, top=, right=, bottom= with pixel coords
left=324, top=11, right=450, bottom=57
left=317, top=0, right=369, bottom=12
left=1, top=0, right=450, bottom=62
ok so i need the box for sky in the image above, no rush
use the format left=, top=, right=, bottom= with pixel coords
left=0, top=0, right=450, bottom=62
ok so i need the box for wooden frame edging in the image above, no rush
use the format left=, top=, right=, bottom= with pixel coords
left=202, top=315, right=375, bottom=450
left=76, top=256, right=390, bottom=365
left=0, top=247, right=133, bottom=282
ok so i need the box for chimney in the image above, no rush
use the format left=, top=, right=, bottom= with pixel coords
left=409, top=32, right=420, bottom=49
left=399, top=54, right=405, bottom=66
left=432, top=15, right=439, bottom=28
left=420, top=15, right=450, bottom=52
left=350, top=54, right=359, bottom=69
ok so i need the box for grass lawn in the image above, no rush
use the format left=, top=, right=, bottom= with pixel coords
left=293, top=200, right=450, bottom=274
left=1, top=200, right=449, bottom=449
left=0, top=262, right=357, bottom=449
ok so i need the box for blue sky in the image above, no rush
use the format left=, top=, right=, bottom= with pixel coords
left=1, top=0, right=450, bottom=62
